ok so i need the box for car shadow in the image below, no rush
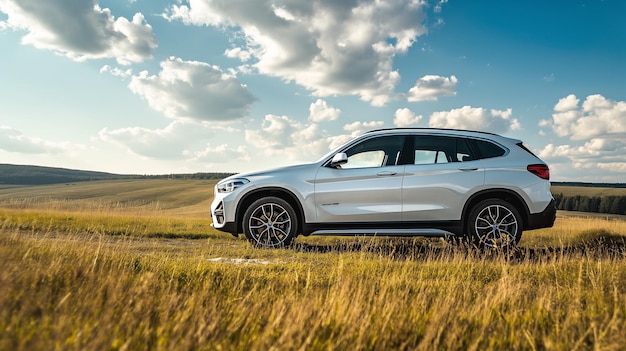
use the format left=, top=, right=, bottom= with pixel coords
left=292, top=235, right=626, bottom=262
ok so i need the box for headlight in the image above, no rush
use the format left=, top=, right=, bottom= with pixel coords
left=217, top=178, right=250, bottom=193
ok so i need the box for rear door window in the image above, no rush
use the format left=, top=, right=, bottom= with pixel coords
left=413, top=136, right=454, bottom=164
left=409, top=135, right=508, bottom=163
left=412, top=135, right=477, bottom=164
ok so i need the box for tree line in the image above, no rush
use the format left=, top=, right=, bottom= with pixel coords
left=553, top=193, right=626, bottom=215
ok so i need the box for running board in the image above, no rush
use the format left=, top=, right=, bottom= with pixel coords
left=309, top=228, right=455, bottom=237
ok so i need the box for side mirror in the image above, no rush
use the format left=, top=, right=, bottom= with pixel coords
left=330, top=153, right=348, bottom=167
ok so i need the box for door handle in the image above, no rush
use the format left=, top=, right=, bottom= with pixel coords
left=377, top=171, right=397, bottom=176
left=459, top=167, right=478, bottom=171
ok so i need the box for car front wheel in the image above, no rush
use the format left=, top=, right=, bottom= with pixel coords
left=468, top=199, right=522, bottom=248
left=242, top=197, right=297, bottom=248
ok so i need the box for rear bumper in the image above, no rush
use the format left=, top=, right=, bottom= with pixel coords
left=526, top=199, right=556, bottom=230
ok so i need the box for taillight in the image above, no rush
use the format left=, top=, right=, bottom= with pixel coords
left=527, top=164, right=550, bottom=180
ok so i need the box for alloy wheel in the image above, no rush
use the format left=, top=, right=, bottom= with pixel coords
left=473, top=204, right=519, bottom=248
left=247, top=202, right=293, bottom=247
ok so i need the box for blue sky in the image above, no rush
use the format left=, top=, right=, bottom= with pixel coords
left=0, top=0, right=624, bottom=182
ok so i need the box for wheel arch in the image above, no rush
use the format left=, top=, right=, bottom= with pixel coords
left=235, top=187, right=305, bottom=235
left=461, top=189, right=531, bottom=234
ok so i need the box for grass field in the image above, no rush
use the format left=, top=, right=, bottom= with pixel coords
left=551, top=185, right=626, bottom=197
left=1, top=180, right=626, bottom=350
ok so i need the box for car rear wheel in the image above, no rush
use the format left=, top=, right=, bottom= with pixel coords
left=468, top=199, right=522, bottom=248
left=243, top=197, right=297, bottom=248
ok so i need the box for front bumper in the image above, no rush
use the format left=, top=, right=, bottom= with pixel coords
left=211, top=196, right=240, bottom=237
left=526, top=198, right=556, bottom=230
left=211, top=220, right=239, bottom=236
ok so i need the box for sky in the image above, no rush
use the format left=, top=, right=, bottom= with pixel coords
left=0, top=0, right=624, bottom=182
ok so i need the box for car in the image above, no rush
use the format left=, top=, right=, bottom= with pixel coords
left=210, top=128, right=556, bottom=249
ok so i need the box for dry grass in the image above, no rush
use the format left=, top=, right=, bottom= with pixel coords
left=0, top=179, right=217, bottom=219
left=1, top=180, right=626, bottom=350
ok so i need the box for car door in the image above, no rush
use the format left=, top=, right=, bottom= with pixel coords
left=402, top=135, right=485, bottom=222
left=313, top=135, right=407, bottom=223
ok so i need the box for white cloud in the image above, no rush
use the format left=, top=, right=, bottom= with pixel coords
left=538, top=119, right=551, bottom=128
left=100, top=65, right=132, bottom=78
left=334, top=120, right=385, bottom=147
left=393, top=108, right=422, bottom=127
left=536, top=94, right=626, bottom=181
left=343, top=121, right=385, bottom=133
left=538, top=138, right=626, bottom=180
left=0, top=126, right=76, bottom=154
left=128, top=57, right=256, bottom=122
left=244, top=115, right=326, bottom=159
left=585, top=138, right=626, bottom=153
left=434, top=0, right=448, bottom=13
left=326, top=134, right=355, bottom=151
left=0, top=0, right=157, bottom=65
left=224, top=47, right=252, bottom=62
left=308, top=99, right=340, bottom=122
left=428, top=106, right=520, bottom=133
left=549, top=94, right=626, bottom=140
left=538, top=143, right=597, bottom=161
left=183, top=144, right=249, bottom=163
left=596, top=163, right=626, bottom=173
left=244, top=114, right=366, bottom=161
left=554, top=94, right=579, bottom=112
left=407, top=75, right=457, bottom=102
left=97, top=121, right=250, bottom=168
left=97, top=121, right=231, bottom=160
left=98, top=122, right=193, bottom=159
left=164, top=0, right=429, bottom=106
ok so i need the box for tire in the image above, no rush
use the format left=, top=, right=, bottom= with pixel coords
left=467, top=199, right=522, bottom=249
left=242, top=197, right=298, bottom=248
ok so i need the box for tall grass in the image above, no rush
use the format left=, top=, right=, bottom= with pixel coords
left=1, top=216, right=625, bottom=350
left=1, top=180, right=625, bottom=349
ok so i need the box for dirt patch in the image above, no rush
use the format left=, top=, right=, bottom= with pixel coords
left=206, top=257, right=283, bottom=265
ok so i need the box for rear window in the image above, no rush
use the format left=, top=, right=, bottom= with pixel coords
left=472, top=139, right=506, bottom=159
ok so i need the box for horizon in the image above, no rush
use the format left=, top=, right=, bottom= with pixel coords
left=1, top=0, right=625, bottom=183
left=2, top=162, right=626, bottom=187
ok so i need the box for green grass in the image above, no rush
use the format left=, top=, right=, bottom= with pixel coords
left=1, top=180, right=626, bottom=350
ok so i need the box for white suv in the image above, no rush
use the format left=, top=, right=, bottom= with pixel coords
left=211, top=128, right=556, bottom=248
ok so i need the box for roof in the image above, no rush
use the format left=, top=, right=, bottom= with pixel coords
left=362, top=128, right=521, bottom=144
left=364, top=127, right=501, bottom=137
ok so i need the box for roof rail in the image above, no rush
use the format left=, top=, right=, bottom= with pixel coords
left=363, top=127, right=501, bottom=137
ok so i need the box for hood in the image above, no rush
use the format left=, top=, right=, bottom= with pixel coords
left=220, top=163, right=315, bottom=181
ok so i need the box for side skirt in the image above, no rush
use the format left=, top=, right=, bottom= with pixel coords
left=310, top=228, right=454, bottom=237
left=302, top=221, right=463, bottom=237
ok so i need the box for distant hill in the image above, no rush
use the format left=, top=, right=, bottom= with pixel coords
left=0, top=164, right=126, bottom=185
left=0, top=164, right=233, bottom=185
